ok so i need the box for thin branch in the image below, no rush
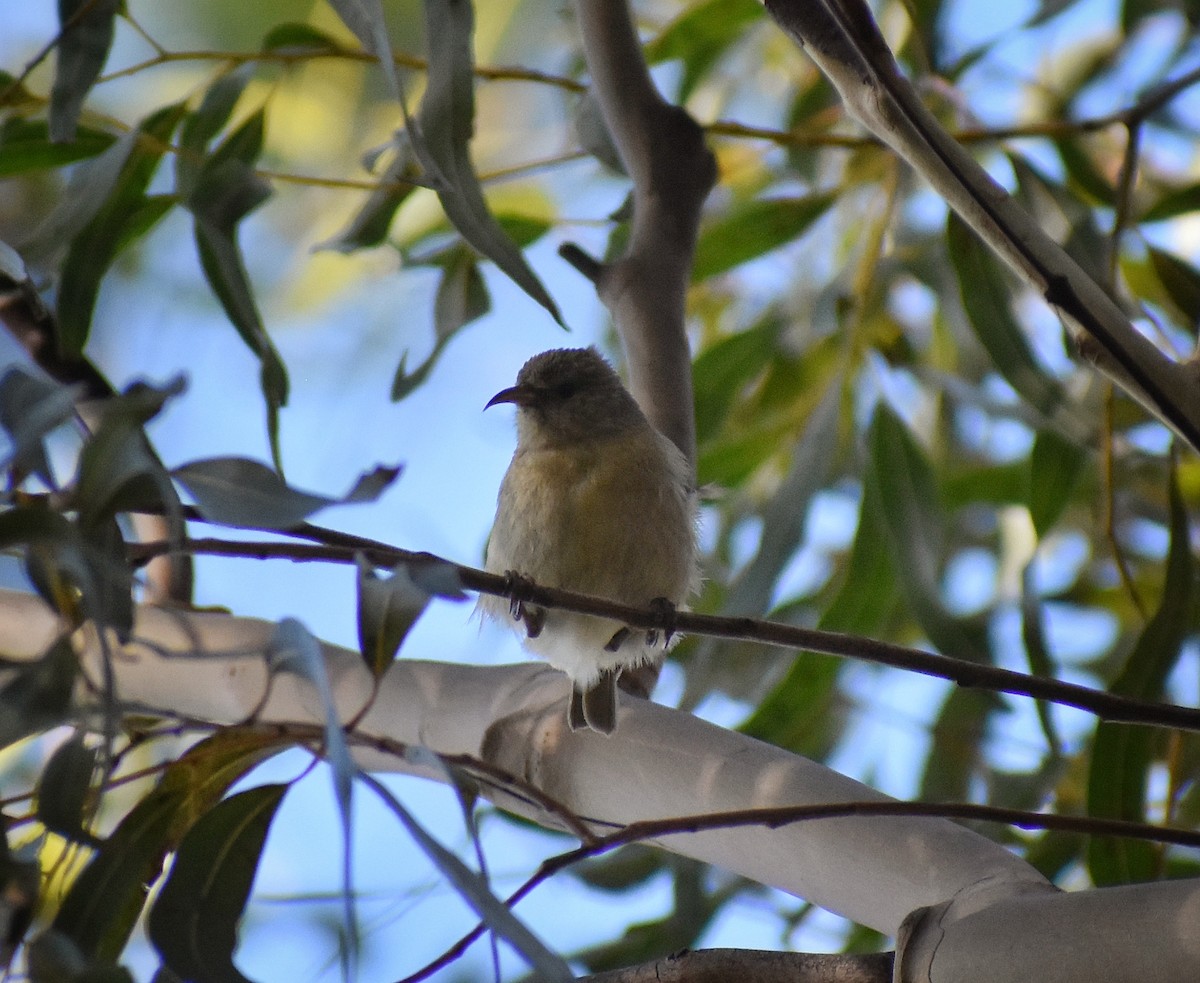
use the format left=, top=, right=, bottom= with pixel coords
left=125, top=529, right=1200, bottom=734
left=400, top=793, right=1200, bottom=983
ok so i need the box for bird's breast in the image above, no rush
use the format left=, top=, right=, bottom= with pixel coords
left=488, top=430, right=695, bottom=605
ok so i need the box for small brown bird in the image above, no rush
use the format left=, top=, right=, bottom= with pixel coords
left=481, top=348, right=697, bottom=734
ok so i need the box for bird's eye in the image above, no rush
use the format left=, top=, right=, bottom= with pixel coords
left=549, top=380, right=578, bottom=400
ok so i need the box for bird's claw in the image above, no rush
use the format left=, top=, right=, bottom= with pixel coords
left=646, top=596, right=678, bottom=648
left=503, top=571, right=545, bottom=638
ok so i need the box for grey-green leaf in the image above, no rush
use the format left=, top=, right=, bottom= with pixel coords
left=172, top=457, right=399, bottom=529
left=0, top=367, right=82, bottom=484
left=49, top=0, right=120, bottom=143
left=362, top=773, right=575, bottom=983
left=356, top=556, right=432, bottom=677
left=417, top=0, right=562, bottom=324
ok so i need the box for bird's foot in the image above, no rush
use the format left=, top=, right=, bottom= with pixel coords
left=646, top=596, right=678, bottom=648
left=503, top=571, right=545, bottom=638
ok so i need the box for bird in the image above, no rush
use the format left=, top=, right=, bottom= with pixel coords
left=481, top=347, right=697, bottom=735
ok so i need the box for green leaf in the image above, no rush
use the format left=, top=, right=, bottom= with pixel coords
left=692, top=317, right=782, bottom=444
left=261, top=23, right=343, bottom=54
left=743, top=474, right=895, bottom=756
left=53, top=730, right=287, bottom=961
left=181, top=107, right=287, bottom=465
left=1147, top=245, right=1200, bottom=334
left=355, top=557, right=437, bottom=677
left=417, top=0, right=562, bottom=325
left=73, top=378, right=186, bottom=530
left=1027, top=428, right=1088, bottom=536
left=0, top=503, right=133, bottom=635
left=947, top=212, right=1067, bottom=420
left=49, top=0, right=120, bottom=143
left=433, top=246, right=490, bottom=339
left=362, top=773, right=575, bottom=983
left=177, top=66, right=256, bottom=200
left=326, top=0, right=402, bottom=100
left=37, top=733, right=101, bottom=847
left=867, top=403, right=991, bottom=663
left=0, top=636, right=78, bottom=750
left=1087, top=465, right=1194, bottom=885
left=645, top=0, right=764, bottom=100
left=148, top=785, right=287, bottom=983
left=692, top=192, right=836, bottom=280
left=56, top=103, right=187, bottom=354
left=318, top=139, right=420, bottom=252
left=0, top=117, right=116, bottom=176
left=1142, top=182, right=1200, bottom=222
left=264, top=620, right=357, bottom=961
left=172, top=457, right=400, bottom=529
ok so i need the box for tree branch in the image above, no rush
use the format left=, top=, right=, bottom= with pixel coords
left=127, top=532, right=1200, bottom=734
left=566, top=0, right=717, bottom=466
left=763, top=0, right=1200, bottom=451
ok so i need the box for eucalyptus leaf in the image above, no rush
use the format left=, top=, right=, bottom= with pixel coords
left=317, top=136, right=420, bottom=252
left=49, top=0, right=120, bottom=143
left=56, top=104, right=188, bottom=353
left=417, top=0, right=562, bottom=325
left=692, top=192, right=836, bottom=280
left=356, top=556, right=432, bottom=677
left=326, top=0, right=402, bottom=100
left=53, top=731, right=286, bottom=961
left=362, top=772, right=574, bottom=983
left=0, top=117, right=115, bottom=176
left=265, top=619, right=357, bottom=962
left=0, top=636, right=78, bottom=750
left=148, top=785, right=287, bottom=983
left=37, top=733, right=101, bottom=847
left=173, top=457, right=399, bottom=529
left=0, top=367, right=83, bottom=484
left=1087, top=466, right=1194, bottom=885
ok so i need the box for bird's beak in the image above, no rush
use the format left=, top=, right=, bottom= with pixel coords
left=485, top=384, right=535, bottom=410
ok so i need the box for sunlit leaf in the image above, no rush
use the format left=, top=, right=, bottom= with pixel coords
left=149, top=785, right=288, bottom=983
left=49, top=0, right=120, bottom=143
left=692, top=192, right=836, bottom=280
left=53, top=731, right=287, bottom=961
left=646, top=0, right=764, bottom=100
left=417, top=0, right=562, bottom=325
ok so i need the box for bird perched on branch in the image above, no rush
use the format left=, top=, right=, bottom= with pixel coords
left=481, top=347, right=697, bottom=735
